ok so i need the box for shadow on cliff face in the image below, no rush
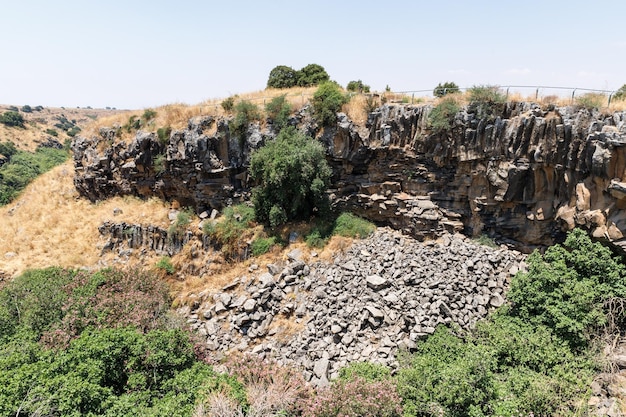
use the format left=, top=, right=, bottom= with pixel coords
left=72, top=102, right=626, bottom=254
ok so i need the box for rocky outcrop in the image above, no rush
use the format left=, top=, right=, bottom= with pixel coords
left=72, top=103, right=626, bottom=252
left=181, top=228, right=525, bottom=385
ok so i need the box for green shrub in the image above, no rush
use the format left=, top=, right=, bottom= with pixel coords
left=0, top=111, right=25, bottom=128
left=167, top=208, right=193, bottom=242
left=229, top=100, right=261, bottom=139
left=157, top=126, right=172, bottom=146
left=428, top=96, right=460, bottom=133
left=305, top=230, right=328, bottom=248
left=142, top=108, right=157, bottom=121
left=265, top=94, right=291, bottom=132
left=296, top=63, right=330, bottom=87
left=67, top=126, right=81, bottom=137
left=156, top=256, right=175, bottom=274
left=338, top=361, right=391, bottom=382
left=333, top=213, right=375, bottom=238
left=311, top=81, right=349, bottom=126
left=267, top=65, right=299, bottom=89
left=508, top=228, right=626, bottom=348
left=154, top=153, right=166, bottom=174
left=433, top=81, right=460, bottom=97
left=467, top=85, right=506, bottom=119
left=250, top=236, right=277, bottom=256
left=45, top=128, right=58, bottom=137
left=472, top=234, right=498, bottom=248
left=0, top=141, right=17, bottom=158
left=575, top=92, right=606, bottom=110
left=221, top=95, right=237, bottom=112
left=203, top=204, right=256, bottom=260
left=346, top=80, right=370, bottom=93
left=250, top=127, right=331, bottom=227
left=20, top=105, right=32, bottom=113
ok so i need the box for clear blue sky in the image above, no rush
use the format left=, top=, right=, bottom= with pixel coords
left=1, top=0, right=624, bottom=109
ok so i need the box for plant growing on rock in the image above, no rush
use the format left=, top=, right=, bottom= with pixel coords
left=250, top=127, right=331, bottom=227
left=614, top=84, right=626, bottom=101
left=264, top=94, right=291, bottom=132
left=466, top=85, right=506, bottom=119
left=346, top=80, right=370, bottom=93
left=168, top=208, right=194, bottom=242
left=311, top=81, right=349, bottom=126
left=203, top=204, right=256, bottom=260
left=229, top=100, right=261, bottom=140
left=428, top=96, right=460, bottom=134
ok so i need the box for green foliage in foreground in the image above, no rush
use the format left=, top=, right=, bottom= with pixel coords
left=0, top=267, right=247, bottom=417
left=396, top=229, right=624, bottom=416
left=0, top=145, right=69, bottom=205
left=250, top=127, right=331, bottom=227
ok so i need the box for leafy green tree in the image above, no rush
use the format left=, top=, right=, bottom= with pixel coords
left=297, top=63, right=330, bottom=87
left=0, top=111, right=25, bottom=128
left=346, top=80, right=370, bottom=93
left=433, top=81, right=460, bottom=97
left=264, top=94, right=291, bottom=132
left=311, top=81, right=348, bottom=126
left=250, top=127, right=331, bottom=227
left=267, top=65, right=299, bottom=88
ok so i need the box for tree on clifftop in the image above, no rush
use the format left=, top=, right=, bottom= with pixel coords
left=250, top=127, right=331, bottom=227
left=267, top=65, right=299, bottom=89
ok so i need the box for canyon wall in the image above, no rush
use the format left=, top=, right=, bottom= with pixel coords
left=72, top=102, right=626, bottom=252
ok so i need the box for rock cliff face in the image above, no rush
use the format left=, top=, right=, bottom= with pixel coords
left=72, top=103, right=626, bottom=252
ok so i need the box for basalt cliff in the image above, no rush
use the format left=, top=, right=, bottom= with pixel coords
left=72, top=102, right=626, bottom=253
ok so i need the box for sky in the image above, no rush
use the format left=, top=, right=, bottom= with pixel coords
left=1, top=0, right=624, bottom=109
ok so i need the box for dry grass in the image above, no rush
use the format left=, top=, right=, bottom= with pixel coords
left=82, top=87, right=318, bottom=144
left=0, top=161, right=170, bottom=277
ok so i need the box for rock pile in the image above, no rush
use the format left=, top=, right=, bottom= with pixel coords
left=182, top=228, right=526, bottom=385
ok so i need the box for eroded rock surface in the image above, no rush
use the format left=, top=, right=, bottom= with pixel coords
left=73, top=103, right=626, bottom=252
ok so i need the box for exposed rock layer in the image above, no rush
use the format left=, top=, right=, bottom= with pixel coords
left=72, top=103, right=626, bottom=251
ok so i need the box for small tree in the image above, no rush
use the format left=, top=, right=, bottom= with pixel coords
left=428, top=96, right=460, bottom=133
left=297, top=63, right=330, bottom=87
left=433, top=81, right=460, bottom=97
left=267, top=65, right=298, bottom=89
left=311, top=81, right=348, bottom=126
left=346, top=80, right=371, bottom=93
left=0, top=111, right=25, bottom=128
left=265, top=94, right=291, bottom=132
left=250, top=127, right=331, bottom=227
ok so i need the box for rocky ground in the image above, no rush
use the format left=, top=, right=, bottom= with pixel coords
left=180, top=228, right=526, bottom=385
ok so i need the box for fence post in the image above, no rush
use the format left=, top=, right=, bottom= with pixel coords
left=506, top=87, right=510, bottom=100
left=608, top=93, right=613, bottom=108
left=412, top=93, right=414, bottom=104
left=571, top=89, right=576, bottom=105
left=535, top=88, right=539, bottom=100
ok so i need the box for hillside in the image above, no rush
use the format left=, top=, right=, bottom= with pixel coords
left=0, top=104, right=128, bottom=152
left=3, top=87, right=626, bottom=415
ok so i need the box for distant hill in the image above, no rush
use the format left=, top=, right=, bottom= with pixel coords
left=0, top=104, right=128, bottom=152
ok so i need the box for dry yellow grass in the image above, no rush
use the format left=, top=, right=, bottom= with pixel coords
left=0, top=161, right=171, bottom=277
